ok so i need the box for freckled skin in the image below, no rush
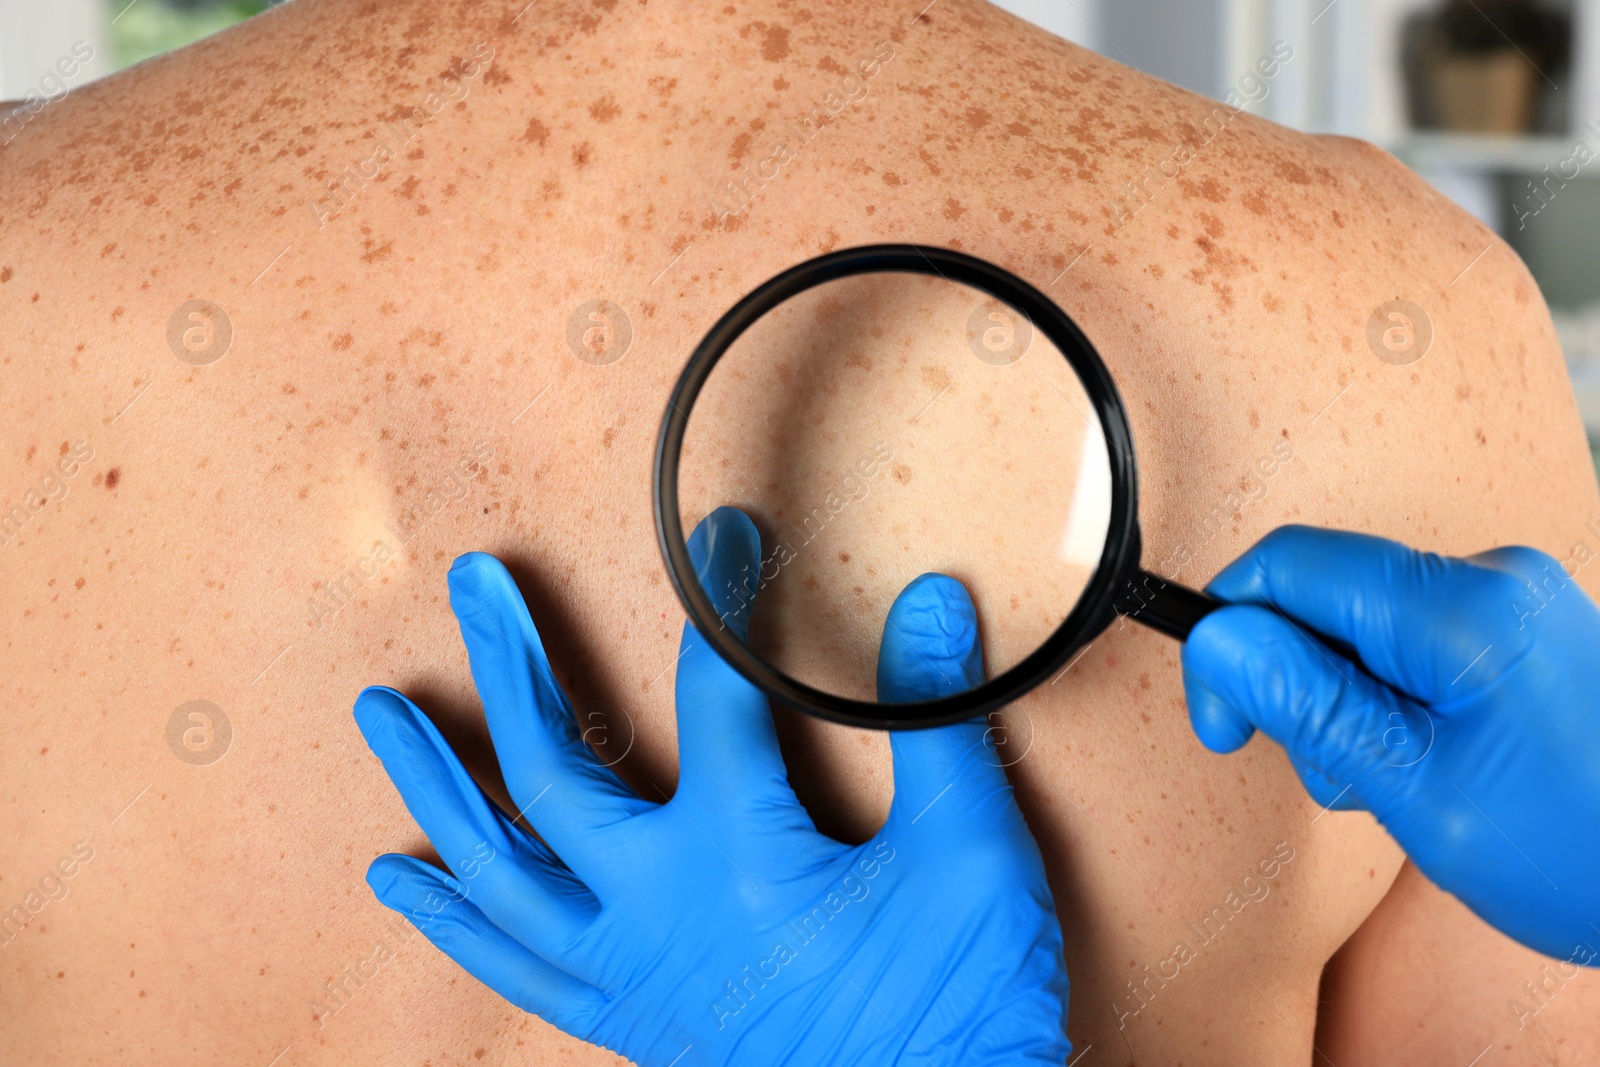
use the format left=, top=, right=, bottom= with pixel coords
left=1, top=1, right=1597, bottom=1065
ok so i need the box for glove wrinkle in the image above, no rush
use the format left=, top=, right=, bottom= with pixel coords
left=1186, top=527, right=1600, bottom=960
left=358, top=510, right=1072, bottom=1065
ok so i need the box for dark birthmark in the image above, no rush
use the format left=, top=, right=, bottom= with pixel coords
left=105, top=467, right=121, bottom=489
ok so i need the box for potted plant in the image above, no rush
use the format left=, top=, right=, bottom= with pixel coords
left=1402, top=0, right=1570, bottom=135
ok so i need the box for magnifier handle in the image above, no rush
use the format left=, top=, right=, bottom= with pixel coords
left=1115, top=569, right=1220, bottom=641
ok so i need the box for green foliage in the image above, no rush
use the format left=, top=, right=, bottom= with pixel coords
left=107, top=0, right=271, bottom=69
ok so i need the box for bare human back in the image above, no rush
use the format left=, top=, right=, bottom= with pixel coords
left=0, top=1, right=1596, bottom=1064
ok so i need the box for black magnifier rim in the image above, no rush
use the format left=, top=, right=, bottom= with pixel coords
left=653, top=244, right=1140, bottom=729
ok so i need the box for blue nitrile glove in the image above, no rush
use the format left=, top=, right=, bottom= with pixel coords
left=353, top=506, right=1070, bottom=1065
left=1182, top=526, right=1600, bottom=962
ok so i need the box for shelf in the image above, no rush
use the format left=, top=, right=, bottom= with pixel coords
left=1386, top=132, right=1581, bottom=172
left=1571, top=364, right=1600, bottom=435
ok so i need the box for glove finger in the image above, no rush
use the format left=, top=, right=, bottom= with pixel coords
left=1183, top=669, right=1355, bottom=810
left=1286, top=748, right=1365, bottom=812
left=1183, top=605, right=1430, bottom=816
left=878, top=574, right=1013, bottom=829
left=1203, top=525, right=1515, bottom=703
left=353, top=687, right=602, bottom=976
left=673, top=507, right=800, bottom=813
left=448, top=553, right=650, bottom=895
left=367, top=854, right=608, bottom=1038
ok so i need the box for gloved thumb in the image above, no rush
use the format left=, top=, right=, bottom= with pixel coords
left=1182, top=605, right=1430, bottom=815
left=879, top=574, right=1014, bottom=829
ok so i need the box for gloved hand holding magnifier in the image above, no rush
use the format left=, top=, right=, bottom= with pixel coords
left=655, top=244, right=1216, bottom=729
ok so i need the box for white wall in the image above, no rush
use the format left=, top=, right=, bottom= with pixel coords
left=989, top=0, right=1101, bottom=47
left=985, top=0, right=1432, bottom=142
left=0, top=0, right=113, bottom=101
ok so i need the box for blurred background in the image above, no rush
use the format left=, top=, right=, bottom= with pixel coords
left=3, top=0, right=1598, bottom=474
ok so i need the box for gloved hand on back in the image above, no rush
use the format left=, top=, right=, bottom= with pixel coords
left=354, top=506, right=1071, bottom=1065
left=1182, top=526, right=1600, bottom=963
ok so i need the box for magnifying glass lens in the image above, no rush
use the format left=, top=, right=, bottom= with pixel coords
left=677, top=271, right=1112, bottom=704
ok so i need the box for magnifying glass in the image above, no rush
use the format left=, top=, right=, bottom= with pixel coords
left=654, top=244, right=1218, bottom=730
